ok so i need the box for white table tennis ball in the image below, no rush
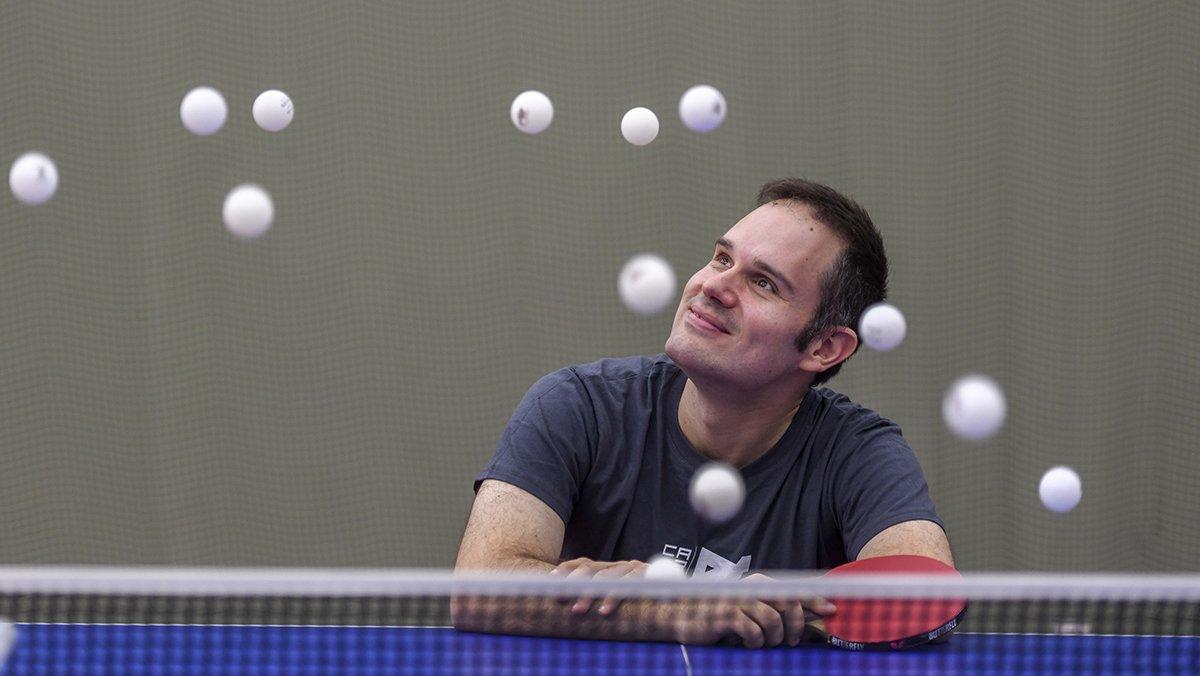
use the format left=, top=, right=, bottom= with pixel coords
left=253, top=89, right=294, bottom=132
left=222, top=184, right=274, bottom=239
left=510, top=90, right=554, bottom=135
left=621, top=107, right=659, bottom=146
left=644, top=555, right=687, bottom=580
left=1039, top=466, right=1082, bottom=513
left=678, top=85, right=726, bottom=133
left=9, top=152, right=59, bottom=205
left=180, top=86, right=228, bottom=136
left=618, top=254, right=676, bottom=315
left=688, top=462, right=745, bottom=523
left=942, top=374, right=1007, bottom=441
left=859, top=302, right=907, bottom=352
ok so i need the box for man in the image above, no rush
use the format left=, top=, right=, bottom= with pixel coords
left=453, top=178, right=952, bottom=648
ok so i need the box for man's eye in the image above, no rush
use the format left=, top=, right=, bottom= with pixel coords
left=713, top=253, right=731, bottom=266
left=756, top=278, right=776, bottom=293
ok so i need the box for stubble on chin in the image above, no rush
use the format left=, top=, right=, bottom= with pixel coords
left=665, top=331, right=719, bottom=379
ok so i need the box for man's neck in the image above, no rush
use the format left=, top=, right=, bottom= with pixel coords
left=677, top=377, right=805, bottom=470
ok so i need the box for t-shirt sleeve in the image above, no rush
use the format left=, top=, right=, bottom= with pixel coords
left=474, top=368, right=596, bottom=525
left=832, top=420, right=944, bottom=561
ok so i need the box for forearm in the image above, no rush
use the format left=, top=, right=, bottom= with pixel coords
left=452, top=594, right=677, bottom=643
left=450, top=556, right=677, bottom=643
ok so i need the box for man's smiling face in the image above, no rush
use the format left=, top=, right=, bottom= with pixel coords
left=665, top=200, right=847, bottom=390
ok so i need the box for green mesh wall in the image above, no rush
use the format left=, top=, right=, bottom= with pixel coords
left=0, top=1, right=1197, bottom=570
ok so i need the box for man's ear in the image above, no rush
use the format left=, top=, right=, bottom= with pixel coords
left=798, top=326, right=859, bottom=375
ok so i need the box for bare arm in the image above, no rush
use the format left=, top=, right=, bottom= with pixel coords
left=855, top=520, right=954, bottom=567
left=451, top=479, right=677, bottom=641
left=454, top=479, right=563, bottom=575
left=451, top=480, right=790, bottom=646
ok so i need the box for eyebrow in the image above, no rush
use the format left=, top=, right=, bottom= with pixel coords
left=715, top=237, right=797, bottom=295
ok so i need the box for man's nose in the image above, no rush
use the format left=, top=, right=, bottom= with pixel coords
left=700, top=270, right=737, bottom=308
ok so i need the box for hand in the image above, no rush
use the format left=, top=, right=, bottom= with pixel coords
left=549, top=557, right=648, bottom=616
left=666, top=596, right=788, bottom=648
left=667, top=575, right=836, bottom=649
left=740, top=572, right=836, bottom=647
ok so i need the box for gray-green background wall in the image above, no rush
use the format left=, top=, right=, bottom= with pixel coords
left=1, top=1, right=1196, bottom=570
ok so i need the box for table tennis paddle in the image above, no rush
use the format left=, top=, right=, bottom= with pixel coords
left=806, top=554, right=967, bottom=651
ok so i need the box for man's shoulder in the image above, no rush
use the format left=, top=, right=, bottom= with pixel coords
left=808, top=386, right=901, bottom=437
left=564, top=353, right=677, bottom=384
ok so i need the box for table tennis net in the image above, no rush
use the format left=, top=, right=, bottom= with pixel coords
left=0, top=568, right=1196, bottom=672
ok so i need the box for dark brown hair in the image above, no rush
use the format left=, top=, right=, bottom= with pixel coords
left=755, top=178, right=888, bottom=387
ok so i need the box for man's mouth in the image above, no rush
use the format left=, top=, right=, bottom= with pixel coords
left=687, top=307, right=729, bottom=334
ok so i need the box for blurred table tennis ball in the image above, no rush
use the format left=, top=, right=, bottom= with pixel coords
left=942, top=374, right=1006, bottom=440
left=618, top=254, right=676, bottom=315
left=180, top=86, right=228, bottom=136
left=1039, top=466, right=1082, bottom=513
left=678, top=85, right=726, bottom=133
left=858, top=302, right=907, bottom=352
left=510, top=90, right=554, bottom=134
left=9, top=152, right=58, bottom=205
left=222, top=184, right=274, bottom=239
left=644, top=555, right=687, bottom=580
left=621, top=107, right=659, bottom=146
left=253, top=89, right=294, bottom=132
left=689, top=462, right=745, bottom=523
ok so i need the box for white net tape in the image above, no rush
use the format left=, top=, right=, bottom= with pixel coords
left=0, top=567, right=1196, bottom=601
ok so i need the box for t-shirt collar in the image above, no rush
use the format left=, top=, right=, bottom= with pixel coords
left=664, top=365, right=817, bottom=483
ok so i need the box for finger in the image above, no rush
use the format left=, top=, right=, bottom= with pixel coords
left=805, top=595, right=837, bottom=616
left=741, top=601, right=786, bottom=648
left=782, top=603, right=808, bottom=647
left=552, top=564, right=585, bottom=605
left=598, top=565, right=646, bottom=616
left=549, top=558, right=588, bottom=576
left=752, top=598, right=815, bottom=647
left=756, top=595, right=836, bottom=644
left=589, top=562, right=642, bottom=614
left=730, top=610, right=767, bottom=649
left=554, top=561, right=595, bottom=607
left=759, top=598, right=795, bottom=616
left=758, top=595, right=835, bottom=614
left=590, top=561, right=639, bottom=580
left=550, top=559, right=586, bottom=602
left=565, top=563, right=605, bottom=614
left=590, top=564, right=629, bottom=616
left=739, top=572, right=796, bottom=631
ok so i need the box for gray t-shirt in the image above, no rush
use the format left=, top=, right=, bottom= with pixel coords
left=475, top=354, right=943, bottom=577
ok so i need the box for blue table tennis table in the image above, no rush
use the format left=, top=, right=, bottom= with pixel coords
left=4, top=624, right=1198, bottom=674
